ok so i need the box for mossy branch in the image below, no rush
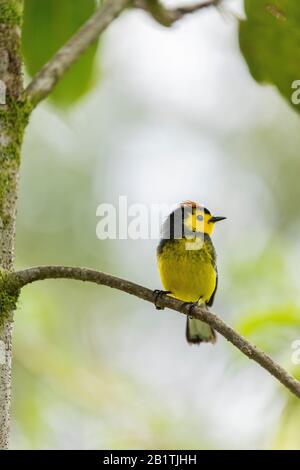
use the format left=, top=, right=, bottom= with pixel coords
left=24, top=0, right=221, bottom=108
left=8, top=265, right=300, bottom=401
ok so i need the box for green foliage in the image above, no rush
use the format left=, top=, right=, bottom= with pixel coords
left=22, top=0, right=99, bottom=106
left=239, top=0, right=300, bottom=114
left=272, top=366, right=300, bottom=449
left=237, top=305, right=300, bottom=336
left=228, top=242, right=295, bottom=309
left=230, top=242, right=300, bottom=352
left=235, top=305, right=300, bottom=352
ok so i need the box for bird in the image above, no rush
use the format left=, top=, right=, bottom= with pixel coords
left=156, top=201, right=226, bottom=344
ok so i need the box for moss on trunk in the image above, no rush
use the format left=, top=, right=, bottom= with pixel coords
left=0, top=0, right=26, bottom=449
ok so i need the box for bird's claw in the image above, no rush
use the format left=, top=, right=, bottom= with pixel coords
left=153, top=289, right=171, bottom=310
left=181, top=301, right=198, bottom=317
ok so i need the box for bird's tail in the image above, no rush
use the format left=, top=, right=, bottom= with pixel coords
left=186, top=317, right=216, bottom=344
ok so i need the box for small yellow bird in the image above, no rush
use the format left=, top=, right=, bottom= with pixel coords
left=156, top=201, right=226, bottom=344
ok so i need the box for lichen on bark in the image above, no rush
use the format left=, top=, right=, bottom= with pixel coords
left=0, top=269, right=20, bottom=326
left=0, top=97, right=30, bottom=235
left=0, top=0, right=23, bottom=26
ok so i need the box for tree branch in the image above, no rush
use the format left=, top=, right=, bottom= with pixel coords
left=24, top=0, right=222, bottom=108
left=24, top=0, right=131, bottom=108
left=135, top=0, right=222, bottom=27
left=11, top=265, right=300, bottom=401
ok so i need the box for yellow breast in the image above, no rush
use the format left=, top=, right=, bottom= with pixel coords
left=157, top=238, right=217, bottom=303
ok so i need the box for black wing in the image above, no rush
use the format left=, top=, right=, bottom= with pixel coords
left=206, top=269, right=218, bottom=307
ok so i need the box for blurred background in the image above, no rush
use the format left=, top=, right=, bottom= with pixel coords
left=13, top=0, right=300, bottom=449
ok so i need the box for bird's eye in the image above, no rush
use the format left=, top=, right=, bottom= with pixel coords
left=197, top=215, right=203, bottom=221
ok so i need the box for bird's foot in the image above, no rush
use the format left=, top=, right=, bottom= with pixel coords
left=181, top=301, right=198, bottom=318
left=153, top=290, right=171, bottom=310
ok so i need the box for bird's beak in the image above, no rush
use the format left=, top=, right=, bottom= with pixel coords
left=209, top=216, right=226, bottom=223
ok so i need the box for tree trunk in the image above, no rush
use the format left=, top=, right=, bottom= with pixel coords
left=0, top=0, right=27, bottom=449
